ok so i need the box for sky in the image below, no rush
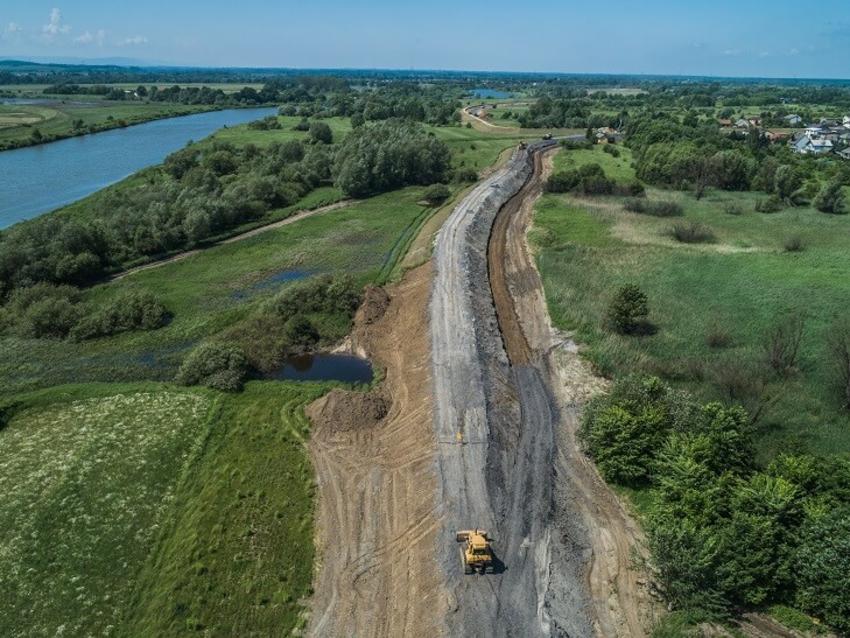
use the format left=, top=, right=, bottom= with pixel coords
left=1, top=1, right=850, bottom=79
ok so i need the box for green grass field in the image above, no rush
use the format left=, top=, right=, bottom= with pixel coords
left=532, top=147, right=850, bottom=459
left=0, top=381, right=326, bottom=637
left=0, top=186, right=433, bottom=395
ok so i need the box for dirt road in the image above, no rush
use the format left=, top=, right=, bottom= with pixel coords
left=306, top=265, right=447, bottom=638
left=430, top=142, right=659, bottom=636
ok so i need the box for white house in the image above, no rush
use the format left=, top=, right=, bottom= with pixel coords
left=844, top=115, right=850, bottom=127
left=784, top=114, right=802, bottom=125
left=839, top=148, right=850, bottom=161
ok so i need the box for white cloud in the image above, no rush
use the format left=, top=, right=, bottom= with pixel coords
left=5, top=22, right=22, bottom=35
left=42, top=8, right=71, bottom=38
left=120, top=35, right=148, bottom=46
left=789, top=48, right=800, bottom=56
left=722, top=49, right=741, bottom=56
left=74, top=29, right=106, bottom=45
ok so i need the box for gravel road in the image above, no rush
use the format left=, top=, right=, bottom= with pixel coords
left=429, top=142, right=594, bottom=637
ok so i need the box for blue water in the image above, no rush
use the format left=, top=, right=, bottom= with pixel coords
left=269, top=353, right=374, bottom=383
left=0, top=107, right=276, bottom=228
left=233, top=269, right=315, bottom=300
left=470, top=88, right=512, bottom=99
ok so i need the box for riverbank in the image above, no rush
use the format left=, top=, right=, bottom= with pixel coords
left=0, top=100, right=220, bottom=152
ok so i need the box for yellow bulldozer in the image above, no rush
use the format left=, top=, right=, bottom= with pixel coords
left=456, top=529, right=494, bottom=574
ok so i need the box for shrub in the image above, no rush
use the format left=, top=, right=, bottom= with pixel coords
left=176, top=342, right=248, bottom=392
left=705, top=323, right=732, bottom=349
left=624, top=198, right=683, bottom=217
left=602, top=144, right=620, bottom=157
left=579, top=376, right=681, bottom=485
left=453, top=167, right=479, bottom=183
left=723, top=202, right=743, bottom=216
left=271, top=275, right=361, bottom=318
left=607, top=284, right=649, bottom=335
left=814, top=180, right=846, bottom=214
left=669, top=221, right=715, bottom=244
left=308, top=121, right=333, bottom=145
left=794, top=507, right=850, bottom=633
left=754, top=195, right=783, bottom=214
left=763, top=313, right=804, bottom=378
left=283, top=315, right=320, bottom=349
left=292, top=118, right=310, bottom=131
left=1, top=283, right=82, bottom=339
left=70, top=290, right=169, bottom=341
left=783, top=235, right=804, bottom=252
left=422, top=183, right=451, bottom=205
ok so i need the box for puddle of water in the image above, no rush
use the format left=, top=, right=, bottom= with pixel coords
left=232, top=269, right=314, bottom=299
left=267, top=353, right=374, bottom=383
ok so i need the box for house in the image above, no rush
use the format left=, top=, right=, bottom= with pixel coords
left=792, top=135, right=834, bottom=155
left=839, top=148, right=850, bottom=161
left=748, top=117, right=762, bottom=128
left=784, top=114, right=802, bottom=126
left=844, top=116, right=850, bottom=127
left=718, top=118, right=733, bottom=127
left=734, top=118, right=751, bottom=129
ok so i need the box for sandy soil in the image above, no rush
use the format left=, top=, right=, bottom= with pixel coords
left=112, top=200, right=352, bottom=281
left=305, top=263, right=447, bottom=638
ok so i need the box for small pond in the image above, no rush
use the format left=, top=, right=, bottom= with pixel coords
left=267, top=353, right=374, bottom=383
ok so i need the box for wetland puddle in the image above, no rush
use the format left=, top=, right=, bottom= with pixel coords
left=267, top=353, right=374, bottom=383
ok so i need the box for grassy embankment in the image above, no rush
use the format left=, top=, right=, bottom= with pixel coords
left=0, top=114, right=535, bottom=636
left=532, top=144, right=850, bottom=459
left=0, top=98, right=216, bottom=151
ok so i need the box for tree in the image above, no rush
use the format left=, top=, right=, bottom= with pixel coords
left=309, top=121, right=333, bottom=144
left=607, top=284, right=649, bottom=334
left=422, top=183, right=450, bottom=205
left=794, top=508, right=850, bottom=634
left=176, top=342, right=248, bottom=392
left=774, top=165, right=803, bottom=202
left=813, top=179, right=846, bottom=214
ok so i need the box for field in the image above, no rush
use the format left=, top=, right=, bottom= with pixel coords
left=532, top=145, right=850, bottom=459
left=0, top=187, right=434, bottom=395
left=0, top=381, right=327, bottom=637
left=0, top=98, right=213, bottom=150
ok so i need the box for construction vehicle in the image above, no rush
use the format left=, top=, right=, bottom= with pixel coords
left=456, top=529, right=494, bottom=574
left=518, top=140, right=527, bottom=150
left=542, top=133, right=553, bottom=140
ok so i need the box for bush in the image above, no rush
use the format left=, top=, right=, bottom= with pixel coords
left=783, top=235, right=804, bottom=252
left=453, top=167, right=479, bottom=183
left=827, top=320, right=850, bottom=409
left=705, top=322, right=732, bottom=349
left=70, top=290, right=169, bottom=341
left=723, top=202, right=743, bottom=216
left=271, top=275, right=361, bottom=318
left=763, top=313, right=804, bottom=378
left=579, top=376, right=682, bottom=485
left=669, top=221, right=715, bottom=244
left=754, top=195, right=784, bottom=214
left=794, top=508, right=850, bottom=633
left=293, top=118, right=310, bottom=131
left=814, top=180, right=846, bottom=214
left=1, top=283, right=82, bottom=339
left=607, top=284, right=649, bottom=335
left=308, top=121, right=333, bottom=144
left=602, top=144, right=620, bottom=157
left=176, top=342, right=248, bottom=392
left=283, top=315, right=320, bottom=349
left=422, top=183, right=451, bottom=205
left=624, top=198, right=683, bottom=217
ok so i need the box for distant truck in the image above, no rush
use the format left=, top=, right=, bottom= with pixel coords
left=542, top=133, right=553, bottom=140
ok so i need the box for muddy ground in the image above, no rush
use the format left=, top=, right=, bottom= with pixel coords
left=306, top=264, right=447, bottom=638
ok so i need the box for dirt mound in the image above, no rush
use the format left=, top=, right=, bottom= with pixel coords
left=306, top=388, right=389, bottom=433
left=356, top=284, right=391, bottom=326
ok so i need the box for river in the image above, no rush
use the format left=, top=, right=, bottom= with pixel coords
left=0, top=107, right=276, bottom=229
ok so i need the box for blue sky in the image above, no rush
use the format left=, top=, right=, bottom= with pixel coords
left=1, top=1, right=849, bottom=78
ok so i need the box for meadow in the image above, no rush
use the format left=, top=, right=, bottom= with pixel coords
left=532, top=145, right=850, bottom=459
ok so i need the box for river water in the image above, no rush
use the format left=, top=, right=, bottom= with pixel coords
left=0, top=107, right=276, bottom=229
